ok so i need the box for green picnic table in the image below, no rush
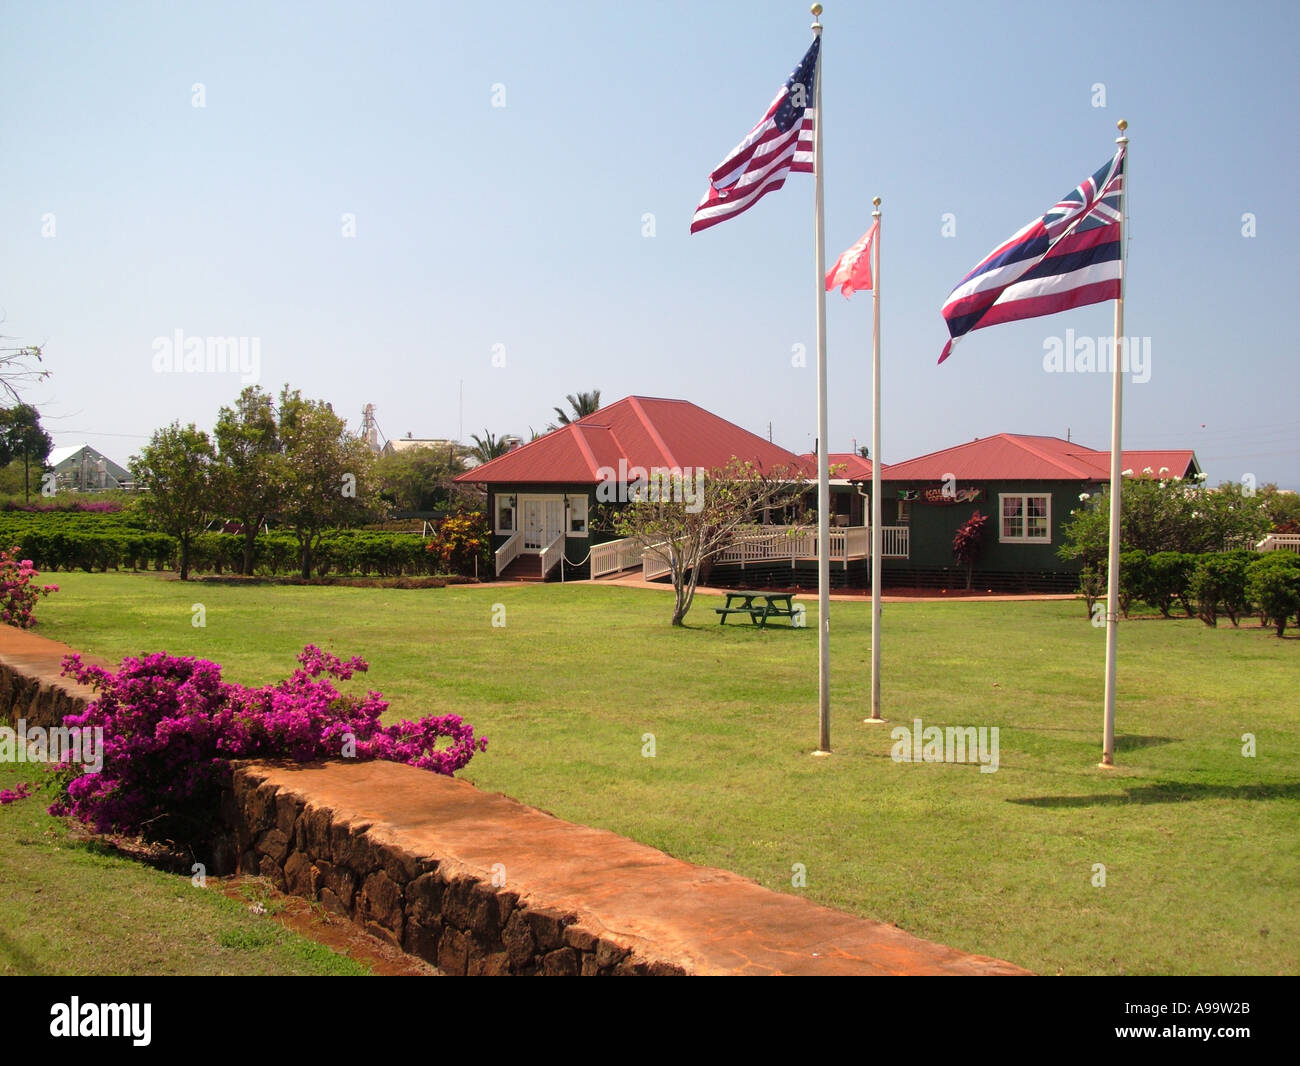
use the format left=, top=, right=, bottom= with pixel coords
left=714, top=591, right=798, bottom=628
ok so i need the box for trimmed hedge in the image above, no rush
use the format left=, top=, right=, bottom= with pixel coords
left=1078, top=546, right=1300, bottom=636
left=0, top=513, right=453, bottom=578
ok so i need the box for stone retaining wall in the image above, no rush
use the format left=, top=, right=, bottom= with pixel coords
left=230, top=763, right=678, bottom=975
left=0, top=652, right=92, bottom=730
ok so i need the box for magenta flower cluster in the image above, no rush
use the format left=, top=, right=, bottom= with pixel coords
left=0, top=546, right=59, bottom=628
left=53, top=644, right=487, bottom=841
left=0, top=782, right=34, bottom=805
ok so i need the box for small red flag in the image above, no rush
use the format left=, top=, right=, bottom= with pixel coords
left=825, top=220, right=878, bottom=298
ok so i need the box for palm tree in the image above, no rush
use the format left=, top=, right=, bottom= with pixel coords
left=552, top=390, right=601, bottom=427
left=468, top=430, right=511, bottom=464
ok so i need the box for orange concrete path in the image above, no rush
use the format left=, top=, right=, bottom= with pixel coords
left=252, top=760, right=1030, bottom=976
left=0, top=626, right=107, bottom=713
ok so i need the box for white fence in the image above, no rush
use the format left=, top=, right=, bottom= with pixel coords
left=590, top=537, right=651, bottom=578
left=494, top=530, right=521, bottom=577
left=715, top=525, right=908, bottom=569
left=590, top=525, right=910, bottom=582
left=1257, top=533, right=1300, bottom=555
left=539, top=532, right=566, bottom=577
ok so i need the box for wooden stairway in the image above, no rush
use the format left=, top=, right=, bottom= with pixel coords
left=497, top=555, right=547, bottom=582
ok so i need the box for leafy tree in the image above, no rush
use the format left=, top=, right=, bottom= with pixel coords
left=277, top=388, right=378, bottom=578
left=611, top=458, right=807, bottom=626
left=1258, top=484, right=1300, bottom=533
left=374, top=444, right=468, bottom=512
left=952, top=510, right=988, bottom=590
left=0, top=404, right=53, bottom=501
left=1143, top=551, right=1197, bottom=618
left=1189, top=550, right=1254, bottom=627
left=214, top=386, right=282, bottom=574
left=468, top=430, right=511, bottom=464
left=129, top=423, right=219, bottom=580
left=551, top=390, right=600, bottom=428
left=1060, top=475, right=1272, bottom=569
left=1245, top=553, right=1300, bottom=637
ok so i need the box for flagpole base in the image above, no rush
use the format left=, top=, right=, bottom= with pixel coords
left=863, top=716, right=889, bottom=724
left=1098, top=756, right=1116, bottom=769
left=811, top=749, right=832, bottom=758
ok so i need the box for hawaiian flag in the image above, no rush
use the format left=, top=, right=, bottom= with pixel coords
left=938, top=148, right=1125, bottom=363
left=690, top=39, right=819, bottom=234
left=826, top=220, right=878, bottom=297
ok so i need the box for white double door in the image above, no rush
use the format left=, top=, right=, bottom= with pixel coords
left=521, top=495, right=566, bottom=551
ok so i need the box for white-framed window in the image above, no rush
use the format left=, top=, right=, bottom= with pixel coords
left=999, top=493, right=1051, bottom=543
left=897, top=500, right=911, bottom=524
left=495, top=493, right=516, bottom=534
left=568, top=495, right=589, bottom=535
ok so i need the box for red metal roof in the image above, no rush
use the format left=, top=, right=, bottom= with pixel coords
left=455, top=396, right=805, bottom=485
left=880, top=434, right=1198, bottom=482
left=794, top=452, right=875, bottom=480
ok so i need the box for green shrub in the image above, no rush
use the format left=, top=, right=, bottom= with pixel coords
left=1245, top=552, right=1300, bottom=636
left=1189, top=550, right=1254, bottom=627
left=1117, top=549, right=1148, bottom=617
left=1142, top=551, right=1197, bottom=618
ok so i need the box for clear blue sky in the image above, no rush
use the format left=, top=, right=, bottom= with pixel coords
left=3, top=0, right=1297, bottom=488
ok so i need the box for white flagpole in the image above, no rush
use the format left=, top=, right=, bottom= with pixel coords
left=1101, top=119, right=1129, bottom=768
left=811, top=3, right=831, bottom=755
left=867, top=196, right=885, bottom=723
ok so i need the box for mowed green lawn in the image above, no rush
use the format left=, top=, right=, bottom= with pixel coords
left=0, top=758, right=370, bottom=975
left=27, top=572, right=1300, bottom=975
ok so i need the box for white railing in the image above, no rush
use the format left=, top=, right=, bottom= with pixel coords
left=1257, top=533, right=1300, bottom=554
left=845, top=525, right=869, bottom=559
left=540, top=532, right=566, bottom=577
left=590, top=536, right=650, bottom=577
left=494, top=530, right=521, bottom=577
left=713, top=524, right=909, bottom=568
left=642, top=542, right=673, bottom=581
left=879, top=525, right=909, bottom=559
left=604, top=524, right=911, bottom=582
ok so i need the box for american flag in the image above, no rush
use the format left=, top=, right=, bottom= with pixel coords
left=939, top=148, right=1126, bottom=363
left=690, top=38, right=820, bottom=235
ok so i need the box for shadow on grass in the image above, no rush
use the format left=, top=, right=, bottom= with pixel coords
left=0, top=927, right=44, bottom=975
left=1115, top=734, right=1180, bottom=751
left=1010, top=780, right=1300, bottom=808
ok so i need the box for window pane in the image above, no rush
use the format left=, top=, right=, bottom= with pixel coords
left=1027, top=496, right=1048, bottom=538
left=1002, top=496, right=1022, bottom=539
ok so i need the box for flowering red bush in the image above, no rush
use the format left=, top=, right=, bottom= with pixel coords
left=0, top=546, right=58, bottom=628
left=52, top=645, right=486, bottom=842
left=952, top=511, right=989, bottom=591
left=426, top=510, right=490, bottom=576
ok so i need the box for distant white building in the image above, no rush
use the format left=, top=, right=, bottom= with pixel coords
left=380, top=436, right=460, bottom=457
left=47, top=445, right=131, bottom=492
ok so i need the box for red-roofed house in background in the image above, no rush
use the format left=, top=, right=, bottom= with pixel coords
left=877, top=434, right=1200, bottom=591
left=454, top=396, right=812, bottom=581
left=456, top=401, right=1199, bottom=591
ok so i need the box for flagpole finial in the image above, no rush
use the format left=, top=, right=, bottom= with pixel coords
left=872, top=196, right=881, bottom=207
left=1117, top=118, right=1128, bottom=131
left=1116, top=118, right=1129, bottom=145
left=811, top=3, right=823, bottom=30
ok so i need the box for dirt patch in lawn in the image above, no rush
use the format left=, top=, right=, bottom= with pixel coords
left=219, top=878, right=439, bottom=976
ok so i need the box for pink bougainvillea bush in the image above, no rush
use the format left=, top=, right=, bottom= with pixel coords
left=52, top=644, right=486, bottom=843
left=0, top=546, right=58, bottom=628
left=0, top=782, right=34, bottom=805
